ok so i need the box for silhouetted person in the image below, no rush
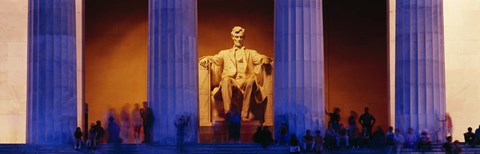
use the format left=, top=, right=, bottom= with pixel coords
left=464, top=127, right=476, bottom=146
left=95, top=120, right=105, bottom=144
left=253, top=126, right=263, bottom=143
left=371, top=126, right=385, bottom=148
left=131, top=103, right=143, bottom=144
left=314, top=130, right=324, bottom=153
left=302, top=130, right=314, bottom=152
left=443, top=136, right=453, bottom=154
left=261, top=126, right=273, bottom=148
left=277, top=122, right=289, bottom=145
left=86, top=123, right=97, bottom=150
left=475, top=125, right=480, bottom=145
left=175, top=115, right=189, bottom=152
left=74, top=127, right=83, bottom=150
left=336, top=124, right=349, bottom=148
left=289, top=134, right=300, bottom=154
left=107, top=117, right=122, bottom=143
left=360, top=127, right=371, bottom=148
left=226, top=106, right=241, bottom=143
left=325, top=124, right=337, bottom=149
left=385, top=126, right=395, bottom=153
left=453, top=140, right=462, bottom=154
left=140, top=101, right=154, bottom=143
left=359, top=107, right=376, bottom=138
left=325, top=108, right=341, bottom=132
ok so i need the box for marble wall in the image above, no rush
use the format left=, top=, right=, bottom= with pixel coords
left=0, top=0, right=27, bottom=143
left=444, top=0, right=480, bottom=141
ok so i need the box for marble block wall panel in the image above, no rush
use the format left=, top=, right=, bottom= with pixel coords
left=444, top=0, right=480, bottom=141
left=0, top=0, right=28, bottom=143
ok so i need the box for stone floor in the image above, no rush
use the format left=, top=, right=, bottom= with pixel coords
left=1, top=143, right=480, bottom=154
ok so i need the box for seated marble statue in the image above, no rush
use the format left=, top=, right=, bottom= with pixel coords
left=199, top=26, right=272, bottom=121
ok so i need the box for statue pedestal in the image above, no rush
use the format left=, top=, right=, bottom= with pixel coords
left=199, top=120, right=272, bottom=143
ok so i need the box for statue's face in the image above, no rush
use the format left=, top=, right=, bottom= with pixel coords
left=232, top=34, right=244, bottom=47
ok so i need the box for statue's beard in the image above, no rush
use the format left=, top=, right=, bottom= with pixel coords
left=234, top=42, right=243, bottom=48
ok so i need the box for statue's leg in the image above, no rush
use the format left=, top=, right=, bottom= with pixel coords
left=242, top=78, right=255, bottom=120
left=220, top=78, right=234, bottom=112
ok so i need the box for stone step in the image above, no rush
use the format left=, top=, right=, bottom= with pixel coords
left=1, top=143, right=480, bottom=153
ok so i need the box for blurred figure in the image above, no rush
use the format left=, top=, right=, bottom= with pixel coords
left=336, top=124, right=349, bottom=148
left=385, top=126, right=395, bottom=153
left=314, top=130, right=324, bottom=153
left=325, top=108, right=341, bottom=132
left=120, top=103, right=131, bottom=143
left=475, top=125, right=480, bottom=145
left=359, top=107, right=376, bottom=138
left=348, top=111, right=360, bottom=149
left=442, top=136, right=453, bottom=153
left=418, top=129, right=432, bottom=151
left=107, top=117, right=122, bottom=143
left=226, top=106, right=241, bottom=143
left=453, top=140, right=462, bottom=154
left=276, top=122, right=289, bottom=145
left=302, top=130, right=314, bottom=152
left=175, top=115, right=189, bottom=152
left=464, top=127, right=476, bottom=146
left=253, top=126, right=263, bottom=143
left=394, top=128, right=404, bottom=154
left=361, top=127, right=371, bottom=148
left=289, top=134, right=301, bottom=154
left=446, top=113, right=453, bottom=136
left=140, top=101, right=154, bottom=143
left=86, top=123, right=97, bottom=150
left=261, top=126, right=273, bottom=148
left=74, top=127, right=83, bottom=150
left=404, top=128, right=417, bottom=149
left=95, top=121, right=105, bottom=144
left=131, top=103, right=143, bottom=144
left=325, top=124, right=337, bottom=149
left=371, top=126, right=385, bottom=148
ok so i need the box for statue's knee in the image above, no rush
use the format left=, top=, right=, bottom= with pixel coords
left=245, top=79, right=255, bottom=87
left=220, top=78, right=233, bottom=86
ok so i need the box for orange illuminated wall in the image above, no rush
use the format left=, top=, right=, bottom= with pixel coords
left=324, top=0, right=389, bottom=129
left=85, top=0, right=148, bottom=127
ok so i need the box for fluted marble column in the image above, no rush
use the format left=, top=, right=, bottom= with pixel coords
left=395, top=0, right=446, bottom=136
left=27, top=0, right=77, bottom=144
left=274, top=0, right=325, bottom=137
left=148, top=0, right=198, bottom=144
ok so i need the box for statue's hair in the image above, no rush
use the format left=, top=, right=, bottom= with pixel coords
left=231, top=26, right=245, bottom=36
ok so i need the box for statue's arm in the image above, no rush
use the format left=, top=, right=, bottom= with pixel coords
left=199, top=53, right=223, bottom=67
left=251, top=50, right=272, bottom=65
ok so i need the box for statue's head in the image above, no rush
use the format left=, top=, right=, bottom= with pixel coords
left=231, top=26, right=245, bottom=48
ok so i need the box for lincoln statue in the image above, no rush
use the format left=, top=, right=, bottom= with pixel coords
left=199, top=26, right=272, bottom=121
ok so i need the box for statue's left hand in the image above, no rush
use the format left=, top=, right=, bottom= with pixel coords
left=262, top=57, right=273, bottom=65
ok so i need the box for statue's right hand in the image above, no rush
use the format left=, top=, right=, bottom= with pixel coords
left=199, top=57, right=209, bottom=68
